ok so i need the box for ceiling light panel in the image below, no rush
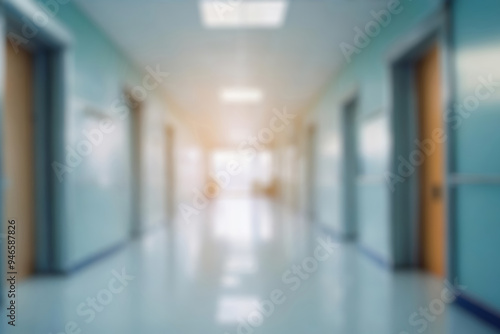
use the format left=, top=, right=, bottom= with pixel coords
left=220, top=88, right=263, bottom=103
left=199, top=0, right=288, bottom=28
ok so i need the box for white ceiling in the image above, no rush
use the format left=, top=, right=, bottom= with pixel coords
left=74, top=0, right=391, bottom=146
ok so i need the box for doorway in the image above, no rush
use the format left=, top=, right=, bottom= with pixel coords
left=305, top=124, right=316, bottom=220
left=388, top=14, right=448, bottom=272
left=2, top=42, right=36, bottom=280
left=342, top=97, right=359, bottom=240
left=415, top=45, right=446, bottom=277
left=129, top=93, right=143, bottom=237
left=1, top=0, right=69, bottom=281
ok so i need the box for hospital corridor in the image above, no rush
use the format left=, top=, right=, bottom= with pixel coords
left=1, top=0, right=500, bottom=333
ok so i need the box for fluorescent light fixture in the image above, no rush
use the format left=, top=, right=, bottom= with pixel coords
left=199, top=0, right=288, bottom=28
left=221, top=88, right=263, bottom=103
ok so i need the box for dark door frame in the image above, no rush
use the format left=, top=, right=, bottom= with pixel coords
left=341, top=93, right=359, bottom=241
left=305, top=123, right=316, bottom=221
left=165, top=125, right=175, bottom=223
left=0, top=0, right=72, bottom=279
left=387, top=10, right=452, bottom=270
left=125, top=89, right=143, bottom=237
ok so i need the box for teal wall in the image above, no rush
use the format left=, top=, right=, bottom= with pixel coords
left=312, top=0, right=443, bottom=261
left=55, top=3, right=170, bottom=271
left=0, top=1, right=202, bottom=276
left=452, top=0, right=500, bottom=312
left=312, top=0, right=500, bottom=315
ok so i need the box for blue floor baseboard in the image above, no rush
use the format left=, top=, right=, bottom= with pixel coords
left=357, top=244, right=393, bottom=270
left=317, top=222, right=355, bottom=242
left=455, top=294, right=500, bottom=330
left=317, top=223, right=392, bottom=270
left=63, top=240, right=129, bottom=274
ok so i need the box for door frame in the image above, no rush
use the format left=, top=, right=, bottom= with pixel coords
left=387, top=9, right=453, bottom=272
left=340, top=89, right=359, bottom=240
left=125, top=88, right=143, bottom=237
left=165, top=125, right=175, bottom=222
left=305, top=123, right=316, bottom=221
left=0, top=0, right=72, bottom=277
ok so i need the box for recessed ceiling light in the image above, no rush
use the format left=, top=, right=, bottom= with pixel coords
left=199, top=0, right=288, bottom=28
left=221, top=88, right=263, bottom=103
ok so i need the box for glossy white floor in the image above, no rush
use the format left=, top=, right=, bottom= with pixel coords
left=2, top=196, right=499, bottom=333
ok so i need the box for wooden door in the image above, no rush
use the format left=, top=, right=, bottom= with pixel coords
left=3, top=42, right=36, bottom=280
left=416, top=45, right=446, bottom=277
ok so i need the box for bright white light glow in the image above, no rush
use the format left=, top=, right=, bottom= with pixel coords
left=200, top=1, right=288, bottom=28
left=221, top=275, right=241, bottom=288
left=224, top=256, right=257, bottom=274
left=216, top=296, right=259, bottom=324
left=221, top=88, right=263, bottom=103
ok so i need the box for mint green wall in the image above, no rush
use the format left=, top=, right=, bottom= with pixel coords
left=55, top=3, right=169, bottom=271
left=313, top=0, right=500, bottom=315
left=313, top=0, right=443, bottom=262
left=452, top=0, right=500, bottom=312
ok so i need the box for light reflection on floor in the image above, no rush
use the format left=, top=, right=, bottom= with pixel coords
left=2, top=195, right=500, bottom=334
